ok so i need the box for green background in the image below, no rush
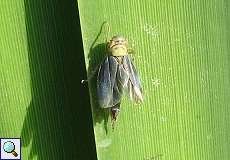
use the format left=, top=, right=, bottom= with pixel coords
left=0, top=0, right=230, bottom=159
left=78, top=0, right=230, bottom=160
left=0, top=0, right=96, bottom=159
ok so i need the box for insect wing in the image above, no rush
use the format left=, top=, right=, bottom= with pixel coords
left=112, top=62, right=129, bottom=105
left=97, top=56, right=118, bottom=108
left=97, top=56, right=130, bottom=108
left=123, top=55, right=143, bottom=103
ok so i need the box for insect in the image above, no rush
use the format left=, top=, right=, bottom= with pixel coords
left=97, top=35, right=143, bottom=128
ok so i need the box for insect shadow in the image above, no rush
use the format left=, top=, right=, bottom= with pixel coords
left=87, top=22, right=111, bottom=132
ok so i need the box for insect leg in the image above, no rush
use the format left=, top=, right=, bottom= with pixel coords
left=81, top=64, right=100, bottom=84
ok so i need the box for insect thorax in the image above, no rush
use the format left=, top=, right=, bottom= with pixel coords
left=108, top=35, right=129, bottom=56
left=109, top=47, right=128, bottom=56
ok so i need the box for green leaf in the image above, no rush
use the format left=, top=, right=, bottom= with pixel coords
left=0, top=0, right=96, bottom=159
left=78, top=0, right=230, bottom=159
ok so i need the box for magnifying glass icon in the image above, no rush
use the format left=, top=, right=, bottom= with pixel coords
left=3, top=141, right=18, bottom=157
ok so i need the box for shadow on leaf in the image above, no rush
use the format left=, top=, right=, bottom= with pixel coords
left=20, top=0, right=97, bottom=159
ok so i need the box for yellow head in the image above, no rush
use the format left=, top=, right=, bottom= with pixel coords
left=108, top=36, right=128, bottom=56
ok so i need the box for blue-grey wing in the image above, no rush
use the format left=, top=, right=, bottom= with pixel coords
left=97, top=56, right=118, bottom=108
left=112, top=62, right=129, bottom=106
left=97, top=56, right=130, bottom=108
left=123, top=55, right=143, bottom=103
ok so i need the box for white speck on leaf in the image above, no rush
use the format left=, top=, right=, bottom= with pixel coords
left=151, top=78, right=160, bottom=87
left=142, top=24, right=159, bottom=39
left=160, top=116, right=167, bottom=122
